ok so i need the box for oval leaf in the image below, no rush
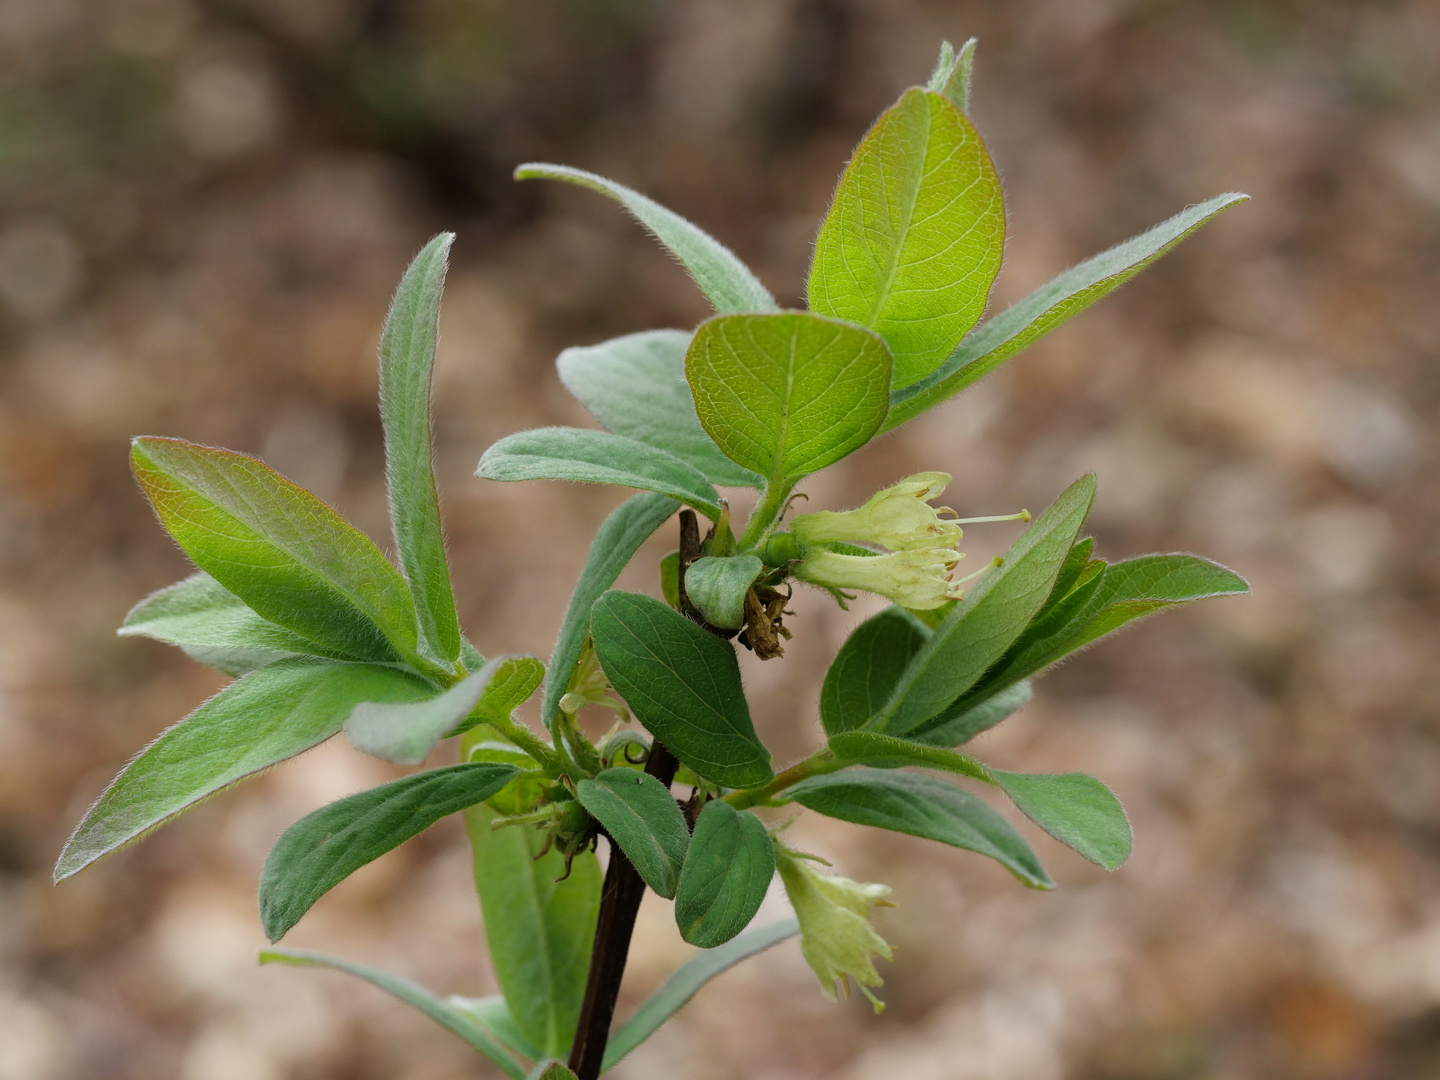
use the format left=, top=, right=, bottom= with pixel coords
left=260, top=762, right=518, bottom=940
left=684, top=554, right=764, bottom=630
left=55, top=659, right=435, bottom=881
left=576, top=768, right=690, bottom=898
left=589, top=591, right=772, bottom=789
left=131, top=437, right=421, bottom=666
left=477, top=426, right=721, bottom=520
left=686, top=312, right=891, bottom=487
left=515, top=164, right=778, bottom=315
left=990, top=770, right=1132, bottom=871
left=558, top=329, right=762, bottom=487
left=820, top=606, right=930, bottom=736
left=809, top=87, right=1005, bottom=389
left=781, top=767, right=1052, bottom=888
left=674, top=800, right=776, bottom=947
left=380, top=232, right=462, bottom=663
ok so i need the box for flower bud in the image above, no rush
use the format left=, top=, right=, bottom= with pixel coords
left=558, top=636, right=628, bottom=720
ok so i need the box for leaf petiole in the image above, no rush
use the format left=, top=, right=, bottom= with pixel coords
left=737, top=482, right=795, bottom=552
left=482, top=710, right=562, bottom=773
left=724, top=748, right=841, bottom=810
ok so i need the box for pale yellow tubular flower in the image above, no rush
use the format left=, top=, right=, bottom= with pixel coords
left=775, top=844, right=895, bottom=1012
left=791, top=471, right=962, bottom=552
left=792, top=547, right=964, bottom=610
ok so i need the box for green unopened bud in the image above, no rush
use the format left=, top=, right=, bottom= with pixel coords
left=793, top=471, right=961, bottom=552
left=776, top=843, right=894, bottom=1012
left=559, top=636, right=628, bottom=720
left=759, top=531, right=799, bottom=566
left=792, top=546, right=962, bottom=610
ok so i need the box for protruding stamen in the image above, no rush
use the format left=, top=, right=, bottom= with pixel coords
left=944, top=556, right=1005, bottom=600
left=952, top=509, right=1030, bottom=525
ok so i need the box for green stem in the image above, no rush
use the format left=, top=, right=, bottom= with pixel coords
left=724, top=748, right=841, bottom=810
left=486, top=712, right=561, bottom=773
left=738, top=482, right=793, bottom=552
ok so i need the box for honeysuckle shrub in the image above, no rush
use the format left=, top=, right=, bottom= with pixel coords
left=55, top=40, right=1248, bottom=1080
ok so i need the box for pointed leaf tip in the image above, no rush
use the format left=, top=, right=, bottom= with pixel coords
left=514, top=162, right=777, bottom=314
left=990, top=770, right=1133, bottom=870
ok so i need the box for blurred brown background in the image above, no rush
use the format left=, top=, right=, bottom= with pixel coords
left=2, top=0, right=1437, bottom=1077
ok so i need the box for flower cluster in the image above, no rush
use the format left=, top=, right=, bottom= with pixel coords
left=775, top=843, right=895, bottom=1012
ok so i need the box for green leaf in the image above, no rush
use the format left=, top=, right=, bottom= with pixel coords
left=989, top=770, right=1132, bottom=871
left=927, top=38, right=977, bottom=113
left=781, top=768, right=1051, bottom=888
left=1051, top=536, right=1097, bottom=600
left=590, top=592, right=772, bottom=789
left=910, top=680, right=1032, bottom=747
left=659, top=549, right=681, bottom=610
left=826, top=731, right=990, bottom=783
left=464, top=740, right=539, bottom=769
left=343, top=656, right=541, bottom=765
left=819, top=607, right=930, bottom=736
left=515, top=163, right=778, bottom=315
left=55, top=659, right=435, bottom=881
left=525, top=1062, right=578, bottom=1080
left=260, top=762, right=518, bottom=940
left=119, top=571, right=354, bottom=675
left=684, top=554, right=764, bottom=630
left=131, top=437, right=422, bottom=667
left=674, top=800, right=776, bottom=948
left=808, top=87, right=1005, bottom=389
left=543, top=493, right=679, bottom=729
left=576, top=768, right=689, bottom=899
left=604, top=917, right=798, bottom=1070
left=558, top=330, right=762, bottom=488
left=345, top=667, right=491, bottom=765
left=686, top=312, right=892, bottom=488
left=477, top=427, right=722, bottom=520
left=466, top=803, right=600, bottom=1059
left=462, top=639, right=485, bottom=670
left=966, top=553, right=1248, bottom=704
left=1073, top=554, right=1250, bottom=647
left=259, top=948, right=527, bottom=1080
left=876, top=475, right=1095, bottom=737
left=465, top=655, right=547, bottom=728
left=884, top=192, right=1250, bottom=431
left=380, top=232, right=463, bottom=664
left=448, top=996, right=545, bottom=1064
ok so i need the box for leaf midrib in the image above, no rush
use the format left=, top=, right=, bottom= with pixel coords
left=856, top=91, right=930, bottom=329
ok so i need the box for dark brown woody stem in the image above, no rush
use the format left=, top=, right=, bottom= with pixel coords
left=566, top=740, right=678, bottom=1078
left=566, top=510, right=706, bottom=1079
